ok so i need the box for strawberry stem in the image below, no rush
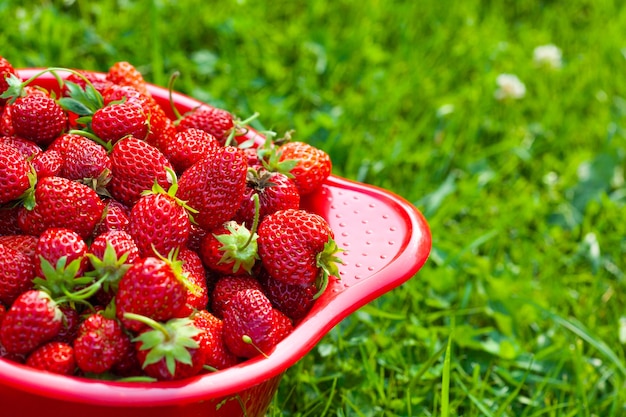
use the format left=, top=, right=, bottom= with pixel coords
left=123, top=312, right=170, bottom=337
left=242, top=193, right=260, bottom=249
left=242, top=335, right=270, bottom=359
left=167, top=71, right=183, bottom=121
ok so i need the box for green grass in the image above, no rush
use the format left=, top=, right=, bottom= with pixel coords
left=3, top=0, right=626, bottom=415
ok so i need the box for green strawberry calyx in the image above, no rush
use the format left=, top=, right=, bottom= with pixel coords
left=214, top=220, right=260, bottom=275
left=313, top=237, right=345, bottom=299
left=33, top=255, right=107, bottom=309
left=256, top=131, right=298, bottom=178
left=143, top=166, right=199, bottom=223
left=86, top=240, right=133, bottom=295
left=153, top=245, right=204, bottom=298
left=125, top=313, right=202, bottom=378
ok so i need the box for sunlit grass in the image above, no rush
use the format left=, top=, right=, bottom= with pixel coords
left=2, top=0, right=626, bottom=415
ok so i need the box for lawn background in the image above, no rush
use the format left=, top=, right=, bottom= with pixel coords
left=2, top=0, right=626, bottom=415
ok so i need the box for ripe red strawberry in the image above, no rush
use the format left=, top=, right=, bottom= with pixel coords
left=0, top=135, right=42, bottom=159
left=89, top=229, right=140, bottom=266
left=108, top=136, right=173, bottom=207
left=0, top=289, right=63, bottom=354
left=257, top=209, right=343, bottom=289
left=127, top=178, right=192, bottom=258
left=26, top=341, right=75, bottom=375
left=51, top=305, right=80, bottom=344
left=235, top=168, right=300, bottom=228
left=176, top=248, right=209, bottom=317
left=102, top=84, right=151, bottom=108
left=0, top=56, right=17, bottom=106
left=106, top=61, right=150, bottom=97
left=222, top=288, right=293, bottom=358
left=177, top=146, right=248, bottom=231
left=47, top=132, right=82, bottom=155
left=34, top=227, right=89, bottom=280
left=192, top=309, right=238, bottom=370
left=176, top=105, right=234, bottom=146
left=116, top=256, right=187, bottom=332
left=10, top=93, right=68, bottom=146
left=0, top=105, right=13, bottom=136
left=64, top=70, right=112, bottom=95
left=277, top=141, right=331, bottom=195
left=0, top=234, right=38, bottom=260
left=58, top=135, right=111, bottom=185
left=0, top=143, right=33, bottom=205
left=199, top=221, right=259, bottom=276
left=258, top=267, right=316, bottom=322
left=145, top=104, right=176, bottom=150
left=18, top=176, right=105, bottom=240
left=0, top=206, right=22, bottom=236
left=0, top=243, right=36, bottom=306
left=94, top=198, right=131, bottom=235
left=73, top=313, right=131, bottom=374
left=163, top=128, right=220, bottom=173
left=132, top=316, right=205, bottom=381
left=210, top=275, right=264, bottom=319
left=31, top=149, right=63, bottom=178
left=91, top=101, right=149, bottom=145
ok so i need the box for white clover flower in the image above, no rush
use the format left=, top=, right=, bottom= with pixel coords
left=494, top=74, right=526, bottom=101
left=533, top=44, right=563, bottom=69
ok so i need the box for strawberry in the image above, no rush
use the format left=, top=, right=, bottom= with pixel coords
left=10, top=93, right=68, bottom=146
left=34, top=227, right=89, bottom=280
left=0, top=234, right=38, bottom=260
left=51, top=305, right=80, bottom=344
left=73, top=312, right=131, bottom=374
left=145, top=104, right=176, bottom=151
left=31, top=149, right=63, bottom=178
left=18, top=176, right=105, bottom=240
left=0, top=289, right=64, bottom=354
left=127, top=172, right=192, bottom=258
left=64, top=70, right=112, bottom=95
left=258, top=267, right=316, bottom=322
left=199, top=221, right=259, bottom=276
left=0, top=206, right=22, bottom=236
left=176, top=248, right=209, bottom=317
left=176, top=105, right=234, bottom=146
left=25, top=341, right=75, bottom=375
left=0, top=56, right=17, bottom=105
left=94, top=198, right=131, bottom=235
left=235, top=168, right=300, bottom=228
left=0, top=104, right=13, bottom=136
left=0, top=143, right=34, bottom=205
left=89, top=229, right=140, bottom=266
left=0, top=135, right=42, bottom=159
left=192, top=309, right=238, bottom=370
left=257, top=209, right=343, bottom=290
left=0, top=243, right=36, bottom=306
left=132, top=315, right=205, bottom=381
left=115, top=256, right=187, bottom=332
left=177, top=146, right=248, bottom=231
left=58, top=134, right=111, bottom=186
left=106, top=61, right=150, bottom=97
left=277, top=141, right=331, bottom=195
left=91, top=101, right=149, bottom=145
left=108, top=136, right=173, bottom=207
left=222, top=288, right=293, bottom=359
left=163, top=128, right=220, bottom=173
left=210, top=275, right=264, bottom=319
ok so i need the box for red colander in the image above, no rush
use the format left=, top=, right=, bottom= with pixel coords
left=0, top=69, right=432, bottom=417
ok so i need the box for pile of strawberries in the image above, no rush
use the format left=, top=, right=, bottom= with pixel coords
left=0, top=57, right=343, bottom=381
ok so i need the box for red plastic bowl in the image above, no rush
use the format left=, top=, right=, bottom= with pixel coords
left=0, top=69, right=432, bottom=417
